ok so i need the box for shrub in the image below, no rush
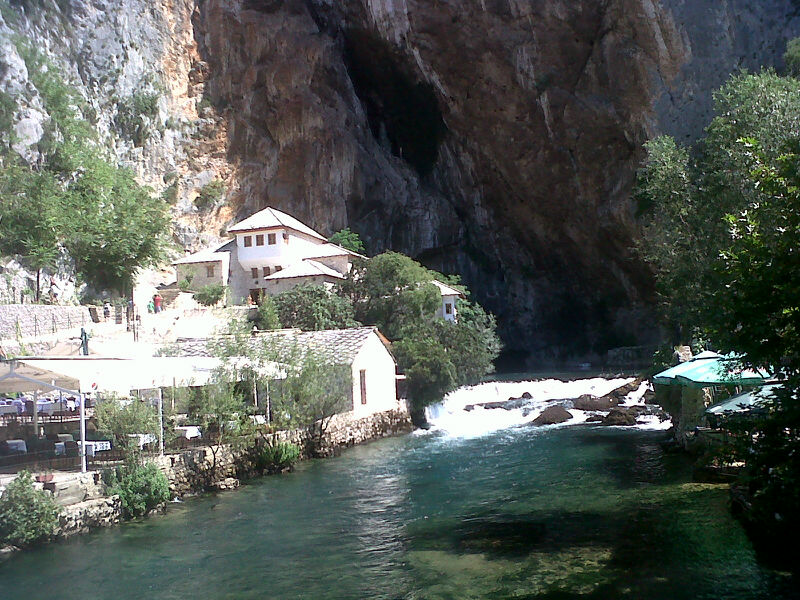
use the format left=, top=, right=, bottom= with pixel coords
left=253, top=441, right=300, bottom=474
left=194, top=179, right=225, bottom=210
left=0, top=471, right=61, bottom=548
left=255, top=295, right=281, bottom=330
left=178, top=274, right=194, bottom=292
left=194, top=283, right=226, bottom=306
left=107, top=462, right=170, bottom=519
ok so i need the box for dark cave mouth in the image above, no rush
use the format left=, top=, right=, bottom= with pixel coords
left=343, top=29, right=447, bottom=177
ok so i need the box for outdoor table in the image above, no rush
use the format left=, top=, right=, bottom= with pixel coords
left=128, top=434, right=156, bottom=449
left=175, top=426, right=202, bottom=439
left=0, top=405, right=17, bottom=416
left=5, top=439, right=27, bottom=454
left=37, top=402, right=59, bottom=415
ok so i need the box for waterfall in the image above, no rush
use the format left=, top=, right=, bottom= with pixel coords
left=423, top=377, right=669, bottom=438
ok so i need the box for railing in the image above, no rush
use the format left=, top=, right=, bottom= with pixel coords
left=0, top=449, right=82, bottom=474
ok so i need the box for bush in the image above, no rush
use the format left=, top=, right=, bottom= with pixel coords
left=194, top=179, right=225, bottom=210
left=253, top=441, right=300, bottom=474
left=0, top=471, right=61, bottom=548
left=107, top=462, right=170, bottom=519
left=194, top=283, right=226, bottom=306
left=178, top=274, right=194, bottom=292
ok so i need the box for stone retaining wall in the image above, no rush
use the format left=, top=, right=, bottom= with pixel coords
left=0, top=407, right=415, bottom=550
left=157, top=408, right=413, bottom=497
left=0, top=304, right=94, bottom=340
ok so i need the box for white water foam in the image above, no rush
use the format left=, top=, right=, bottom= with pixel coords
left=424, top=377, right=671, bottom=438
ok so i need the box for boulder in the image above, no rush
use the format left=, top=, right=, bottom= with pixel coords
left=572, top=394, right=620, bottom=411
left=531, top=406, right=573, bottom=426
left=601, top=408, right=637, bottom=426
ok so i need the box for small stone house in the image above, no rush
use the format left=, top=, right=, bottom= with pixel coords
left=431, top=280, right=464, bottom=322
left=171, top=326, right=401, bottom=418
left=287, top=327, right=400, bottom=418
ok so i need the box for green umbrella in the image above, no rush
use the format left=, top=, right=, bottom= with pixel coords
left=652, top=351, right=720, bottom=385
left=674, top=357, right=769, bottom=388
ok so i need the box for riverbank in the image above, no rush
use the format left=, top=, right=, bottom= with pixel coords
left=0, top=407, right=412, bottom=557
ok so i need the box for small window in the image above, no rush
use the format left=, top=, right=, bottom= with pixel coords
left=255, top=234, right=265, bottom=246
left=206, top=265, right=215, bottom=277
left=251, top=268, right=258, bottom=279
left=243, top=236, right=252, bottom=247
left=445, top=303, right=453, bottom=315
left=268, top=233, right=276, bottom=245
left=262, top=266, right=270, bottom=277
left=275, top=265, right=282, bottom=272
left=360, top=370, right=367, bottom=405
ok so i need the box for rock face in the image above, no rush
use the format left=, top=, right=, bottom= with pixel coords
left=2, top=1, right=799, bottom=357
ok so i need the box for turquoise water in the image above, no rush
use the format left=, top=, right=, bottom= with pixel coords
left=1, top=426, right=797, bottom=599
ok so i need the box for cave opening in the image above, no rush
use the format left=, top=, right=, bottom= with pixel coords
left=343, top=29, right=446, bottom=177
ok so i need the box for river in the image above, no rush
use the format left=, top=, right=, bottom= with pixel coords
left=1, top=378, right=798, bottom=599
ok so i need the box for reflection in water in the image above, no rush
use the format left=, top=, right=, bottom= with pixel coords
left=0, top=427, right=797, bottom=600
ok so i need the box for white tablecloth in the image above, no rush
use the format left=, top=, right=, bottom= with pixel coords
left=175, top=426, right=202, bottom=439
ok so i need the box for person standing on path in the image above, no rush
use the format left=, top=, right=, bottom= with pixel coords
left=153, top=293, right=162, bottom=313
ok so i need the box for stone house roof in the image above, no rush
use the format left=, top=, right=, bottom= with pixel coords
left=167, top=327, right=393, bottom=367
left=227, top=207, right=327, bottom=241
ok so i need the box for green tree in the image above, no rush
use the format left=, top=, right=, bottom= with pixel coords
left=59, top=154, right=169, bottom=294
left=341, top=252, right=440, bottom=340
left=636, top=70, right=800, bottom=340
left=194, top=283, right=226, bottom=306
left=394, top=334, right=456, bottom=416
left=784, top=37, right=800, bottom=77
left=635, top=69, right=800, bottom=558
left=273, top=283, right=358, bottom=331
left=95, top=396, right=159, bottom=461
left=0, top=160, right=62, bottom=300
left=0, top=42, right=170, bottom=298
left=328, top=227, right=365, bottom=254
left=0, top=471, right=61, bottom=548
left=255, top=294, right=281, bottom=330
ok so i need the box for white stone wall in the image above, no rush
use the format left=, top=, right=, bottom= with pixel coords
left=350, top=334, right=400, bottom=418
left=0, top=305, right=94, bottom=340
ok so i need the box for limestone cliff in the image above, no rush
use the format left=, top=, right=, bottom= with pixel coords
left=2, top=0, right=798, bottom=359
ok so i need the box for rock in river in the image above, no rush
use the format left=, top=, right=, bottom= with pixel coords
left=532, top=406, right=573, bottom=426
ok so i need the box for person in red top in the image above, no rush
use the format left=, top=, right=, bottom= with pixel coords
left=153, top=293, right=163, bottom=313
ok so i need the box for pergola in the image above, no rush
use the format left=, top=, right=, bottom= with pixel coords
left=1, top=355, right=286, bottom=473
left=0, top=359, right=89, bottom=472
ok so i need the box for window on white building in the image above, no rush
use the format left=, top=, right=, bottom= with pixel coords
left=360, top=370, right=367, bottom=405
left=244, top=236, right=252, bottom=247
left=255, top=234, right=264, bottom=246
left=268, top=233, right=276, bottom=245
left=263, top=266, right=270, bottom=277
left=275, top=265, right=282, bottom=272
left=251, top=268, right=258, bottom=279
left=206, top=265, right=215, bottom=277
left=445, top=303, right=453, bottom=315
left=283, top=232, right=289, bottom=243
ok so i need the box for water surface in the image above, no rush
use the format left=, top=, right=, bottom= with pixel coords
left=1, top=425, right=796, bottom=599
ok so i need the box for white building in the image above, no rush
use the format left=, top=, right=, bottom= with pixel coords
left=171, top=327, right=401, bottom=418
left=431, top=280, right=465, bottom=322
left=174, top=207, right=360, bottom=304
left=173, top=206, right=463, bottom=319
